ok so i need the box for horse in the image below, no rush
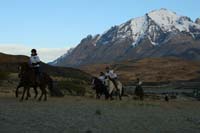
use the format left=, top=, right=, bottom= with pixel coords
left=17, top=62, right=54, bottom=101
left=104, top=77, right=124, bottom=100
left=91, top=77, right=109, bottom=99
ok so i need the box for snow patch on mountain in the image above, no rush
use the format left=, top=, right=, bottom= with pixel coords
left=148, top=8, right=200, bottom=33
left=99, top=8, right=200, bottom=46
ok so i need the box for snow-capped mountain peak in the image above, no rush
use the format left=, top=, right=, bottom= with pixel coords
left=148, top=8, right=179, bottom=26
left=100, top=8, right=200, bottom=46
left=51, top=9, right=200, bottom=67
left=148, top=8, right=200, bottom=33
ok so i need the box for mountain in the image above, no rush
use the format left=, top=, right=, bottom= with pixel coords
left=196, top=18, right=200, bottom=25
left=52, top=8, right=200, bottom=67
left=49, top=48, right=74, bottom=66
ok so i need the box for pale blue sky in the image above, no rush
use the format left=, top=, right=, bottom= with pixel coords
left=0, top=0, right=199, bottom=62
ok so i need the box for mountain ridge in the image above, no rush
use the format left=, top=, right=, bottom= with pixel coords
left=51, top=8, right=200, bottom=67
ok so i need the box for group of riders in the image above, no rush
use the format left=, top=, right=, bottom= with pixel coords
left=19, top=49, right=142, bottom=101
left=98, top=67, right=118, bottom=89
left=29, top=48, right=120, bottom=90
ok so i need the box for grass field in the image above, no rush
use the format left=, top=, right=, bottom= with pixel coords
left=0, top=94, right=200, bottom=133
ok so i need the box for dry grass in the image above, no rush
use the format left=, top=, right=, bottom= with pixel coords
left=0, top=95, right=200, bottom=133
left=81, top=57, right=200, bottom=84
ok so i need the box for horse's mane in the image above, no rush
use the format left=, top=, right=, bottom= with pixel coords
left=19, top=62, right=32, bottom=71
left=93, top=77, right=101, bottom=82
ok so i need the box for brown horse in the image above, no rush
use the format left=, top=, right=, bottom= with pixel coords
left=17, top=62, right=55, bottom=101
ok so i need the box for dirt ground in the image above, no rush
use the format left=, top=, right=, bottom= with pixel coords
left=0, top=93, right=200, bottom=133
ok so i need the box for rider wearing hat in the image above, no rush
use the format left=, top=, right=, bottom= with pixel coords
left=30, top=49, right=41, bottom=83
left=105, top=66, right=118, bottom=89
left=98, top=72, right=105, bottom=84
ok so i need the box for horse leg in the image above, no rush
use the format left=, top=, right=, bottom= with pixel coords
left=25, top=87, right=30, bottom=100
left=38, top=85, right=47, bottom=101
left=96, top=93, right=100, bottom=99
left=28, top=89, right=31, bottom=98
left=97, top=91, right=102, bottom=99
left=16, top=84, right=21, bottom=98
left=104, top=87, right=109, bottom=100
left=119, top=88, right=122, bottom=101
left=119, top=91, right=122, bottom=100
left=105, top=93, right=109, bottom=100
left=108, top=86, right=114, bottom=100
left=33, top=86, right=38, bottom=99
left=38, top=86, right=43, bottom=101
left=95, top=90, right=99, bottom=99
left=110, top=91, right=114, bottom=100
left=43, top=87, right=47, bottom=101
left=20, top=87, right=27, bottom=101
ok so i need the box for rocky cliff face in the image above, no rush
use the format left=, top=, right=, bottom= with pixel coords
left=52, top=9, right=200, bottom=67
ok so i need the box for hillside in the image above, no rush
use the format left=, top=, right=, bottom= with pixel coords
left=0, top=52, right=93, bottom=96
left=81, top=57, right=200, bottom=85
left=0, top=52, right=91, bottom=81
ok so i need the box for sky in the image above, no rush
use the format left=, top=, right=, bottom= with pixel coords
left=0, top=0, right=199, bottom=62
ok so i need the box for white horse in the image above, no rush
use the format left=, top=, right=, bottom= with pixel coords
left=104, top=77, right=123, bottom=100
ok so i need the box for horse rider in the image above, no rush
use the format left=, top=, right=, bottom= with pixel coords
left=105, top=66, right=118, bottom=89
left=136, top=78, right=143, bottom=86
left=98, top=72, right=105, bottom=84
left=30, top=49, right=41, bottom=83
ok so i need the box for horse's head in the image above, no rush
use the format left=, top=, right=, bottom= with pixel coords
left=18, top=62, right=30, bottom=78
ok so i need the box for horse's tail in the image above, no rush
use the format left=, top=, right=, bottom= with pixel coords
left=47, top=76, right=64, bottom=97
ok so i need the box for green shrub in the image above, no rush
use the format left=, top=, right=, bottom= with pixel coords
left=0, top=71, right=10, bottom=80
left=57, top=79, right=88, bottom=96
left=0, top=71, right=10, bottom=85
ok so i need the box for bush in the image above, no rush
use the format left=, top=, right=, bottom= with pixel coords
left=0, top=71, right=10, bottom=85
left=0, top=71, right=10, bottom=80
left=56, top=79, right=88, bottom=96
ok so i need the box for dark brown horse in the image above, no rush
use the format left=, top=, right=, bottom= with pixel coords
left=17, top=62, right=55, bottom=101
left=92, top=77, right=109, bottom=99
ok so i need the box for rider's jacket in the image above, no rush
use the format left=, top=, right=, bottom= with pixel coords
left=30, top=55, right=40, bottom=68
left=98, top=75, right=105, bottom=83
left=105, top=70, right=117, bottom=79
